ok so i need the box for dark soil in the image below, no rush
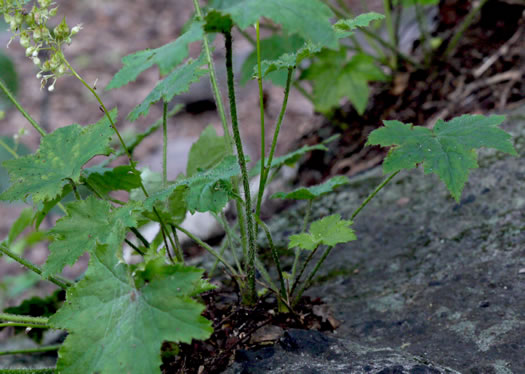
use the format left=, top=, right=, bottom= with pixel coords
left=297, top=0, right=525, bottom=185
left=161, top=289, right=337, bottom=374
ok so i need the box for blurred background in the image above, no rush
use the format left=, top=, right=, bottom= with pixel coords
left=0, top=0, right=523, bottom=366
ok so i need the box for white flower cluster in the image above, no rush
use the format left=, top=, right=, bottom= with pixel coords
left=1, top=0, right=82, bottom=90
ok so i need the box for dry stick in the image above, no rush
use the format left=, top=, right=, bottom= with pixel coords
left=0, top=244, right=72, bottom=289
left=224, top=30, right=258, bottom=304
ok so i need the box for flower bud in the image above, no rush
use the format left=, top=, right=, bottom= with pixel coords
left=32, top=56, right=40, bottom=65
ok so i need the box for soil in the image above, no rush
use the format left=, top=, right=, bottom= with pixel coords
left=0, top=0, right=524, bottom=373
left=297, top=0, right=525, bottom=185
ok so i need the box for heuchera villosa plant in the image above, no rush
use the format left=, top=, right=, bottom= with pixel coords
left=0, top=0, right=517, bottom=373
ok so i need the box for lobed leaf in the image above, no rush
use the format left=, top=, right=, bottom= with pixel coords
left=271, top=175, right=350, bottom=200
left=50, top=245, right=213, bottom=374
left=210, top=0, right=338, bottom=49
left=289, top=214, right=356, bottom=250
left=106, top=21, right=204, bottom=90
left=303, top=51, right=387, bottom=114
left=144, top=155, right=241, bottom=214
left=43, top=197, right=140, bottom=277
left=0, top=110, right=117, bottom=203
left=366, top=114, right=518, bottom=201
left=128, top=54, right=208, bottom=121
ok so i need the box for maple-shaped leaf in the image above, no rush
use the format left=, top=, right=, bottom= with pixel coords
left=186, top=125, right=230, bottom=178
left=50, top=245, right=213, bottom=374
left=0, top=110, right=117, bottom=203
left=210, top=0, right=338, bottom=49
left=272, top=175, right=350, bottom=200
left=144, top=155, right=241, bottom=214
left=128, top=54, right=208, bottom=121
left=366, top=114, right=518, bottom=201
left=249, top=144, right=328, bottom=178
left=106, top=21, right=204, bottom=90
left=289, top=214, right=356, bottom=250
left=43, top=197, right=140, bottom=277
left=303, top=50, right=387, bottom=114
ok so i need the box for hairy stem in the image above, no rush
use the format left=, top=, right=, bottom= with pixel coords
left=0, top=78, right=47, bottom=137
left=0, top=313, right=48, bottom=326
left=0, top=345, right=60, bottom=356
left=0, top=244, right=72, bottom=289
left=224, top=30, right=257, bottom=304
left=124, top=239, right=145, bottom=256
left=257, top=68, right=294, bottom=217
left=255, top=21, right=266, bottom=220
left=0, top=369, right=55, bottom=374
left=191, top=0, right=232, bottom=151
left=0, top=323, right=50, bottom=329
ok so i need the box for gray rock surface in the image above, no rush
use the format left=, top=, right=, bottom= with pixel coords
left=245, top=107, right=525, bottom=373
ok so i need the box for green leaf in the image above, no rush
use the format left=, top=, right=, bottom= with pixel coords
left=50, top=245, right=213, bottom=374
left=145, top=155, right=241, bottom=214
left=0, top=50, right=18, bottom=110
left=249, top=144, right=328, bottom=178
left=187, top=125, right=230, bottom=177
left=83, top=165, right=142, bottom=195
left=289, top=214, right=356, bottom=250
left=213, top=0, right=338, bottom=49
left=128, top=54, right=208, bottom=121
left=7, top=207, right=34, bottom=245
left=366, top=114, right=518, bottom=201
left=333, top=12, right=385, bottom=38
left=0, top=110, right=116, bottom=203
left=106, top=21, right=204, bottom=90
left=204, top=9, right=234, bottom=33
left=304, top=50, right=387, bottom=114
left=240, top=34, right=305, bottom=86
left=272, top=175, right=350, bottom=200
left=43, top=197, right=140, bottom=277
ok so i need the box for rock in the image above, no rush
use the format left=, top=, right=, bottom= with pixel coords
left=251, top=106, right=525, bottom=373
left=226, top=328, right=459, bottom=374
